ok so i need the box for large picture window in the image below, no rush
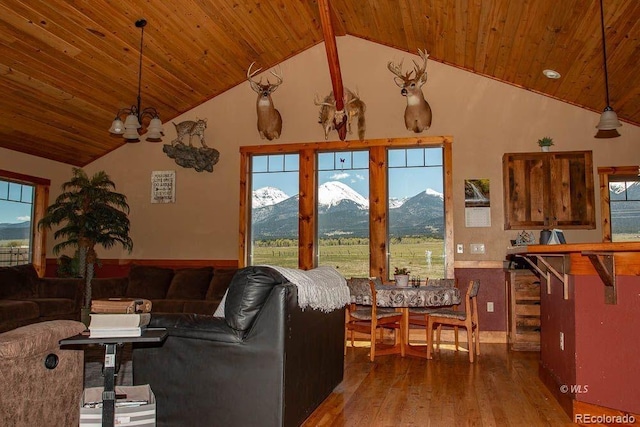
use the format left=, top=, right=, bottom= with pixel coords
left=317, top=150, right=370, bottom=277
left=239, top=137, right=453, bottom=279
left=0, top=170, right=50, bottom=274
left=598, top=166, right=640, bottom=242
left=249, top=154, right=300, bottom=268
left=388, top=147, right=444, bottom=280
left=0, top=180, right=34, bottom=266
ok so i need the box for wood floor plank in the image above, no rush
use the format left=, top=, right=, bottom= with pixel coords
left=302, top=344, right=574, bottom=426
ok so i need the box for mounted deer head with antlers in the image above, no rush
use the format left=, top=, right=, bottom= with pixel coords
left=387, top=49, right=432, bottom=133
left=247, top=62, right=283, bottom=140
left=314, top=88, right=366, bottom=141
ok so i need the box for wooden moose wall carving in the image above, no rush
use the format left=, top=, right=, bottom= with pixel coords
left=247, top=62, right=283, bottom=140
left=387, top=49, right=433, bottom=133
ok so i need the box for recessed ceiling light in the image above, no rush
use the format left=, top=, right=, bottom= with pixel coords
left=543, top=69, right=561, bottom=79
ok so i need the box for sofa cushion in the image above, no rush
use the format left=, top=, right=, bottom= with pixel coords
left=0, top=264, right=38, bottom=299
left=125, top=265, right=174, bottom=299
left=24, top=298, right=76, bottom=317
left=225, top=266, right=286, bottom=332
left=0, top=300, right=39, bottom=324
left=166, top=267, right=213, bottom=300
left=150, top=299, right=185, bottom=313
left=206, top=268, right=237, bottom=300
left=91, top=277, right=129, bottom=300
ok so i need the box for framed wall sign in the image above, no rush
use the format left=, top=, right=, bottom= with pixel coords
left=151, top=170, right=176, bottom=203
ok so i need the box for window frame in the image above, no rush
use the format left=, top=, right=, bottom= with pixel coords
left=0, top=169, right=50, bottom=276
left=239, top=136, right=454, bottom=279
left=598, top=165, right=640, bottom=242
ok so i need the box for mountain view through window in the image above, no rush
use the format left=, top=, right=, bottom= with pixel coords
left=0, top=179, right=34, bottom=266
left=249, top=147, right=445, bottom=279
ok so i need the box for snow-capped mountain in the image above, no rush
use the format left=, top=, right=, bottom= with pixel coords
left=426, top=188, right=444, bottom=199
left=251, top=181, right=445, bottom=240
left=252, top=186, right=289, bottom=208
left=389, top=197, right=407, bottom=208
left=318, top=181, right=368, bottom=209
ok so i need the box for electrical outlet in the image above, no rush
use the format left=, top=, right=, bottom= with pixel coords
left=560, top=332, right=565, bottom=350
left=456, top=244, right=464, bottom=254
left=487, top=302, right=494, bottom=312
left=470, top=243, right=485, bottom=254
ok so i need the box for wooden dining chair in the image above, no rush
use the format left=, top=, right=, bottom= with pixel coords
left=426, top=280, right=481, bottom=362
left=345, top=278, right=403, bottom=361
left=408, top=278, right=460, bottom=348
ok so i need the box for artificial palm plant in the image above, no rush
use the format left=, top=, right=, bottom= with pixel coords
left=38, top=168, right=133, bottom=316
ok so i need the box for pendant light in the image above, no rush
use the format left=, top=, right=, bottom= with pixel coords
left=108, top=19, right=163, bottom=143
left=595, top=0, right=621, bottom=138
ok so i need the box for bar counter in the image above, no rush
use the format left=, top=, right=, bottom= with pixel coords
left=508, top=242, right=640, bottom=419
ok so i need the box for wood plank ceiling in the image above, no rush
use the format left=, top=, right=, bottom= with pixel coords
left=0, top=0, right=638, bottom=166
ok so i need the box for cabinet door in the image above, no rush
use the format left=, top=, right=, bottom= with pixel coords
left=503, top=153, right=551, bottom=229
left=549, top=151, right=595, bottom=228
left=503, top=151, right=595, bottom=230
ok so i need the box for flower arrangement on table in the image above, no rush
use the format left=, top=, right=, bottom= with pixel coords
left=393, top=267, right=410, bottom=286
left=394, top=267, right=410, bottom=275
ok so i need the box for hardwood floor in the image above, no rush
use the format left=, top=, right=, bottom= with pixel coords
left=303, top=343, right=575, bottom=426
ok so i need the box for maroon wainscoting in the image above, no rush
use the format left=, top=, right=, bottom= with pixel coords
left=454, top=267, right=507, bottom=332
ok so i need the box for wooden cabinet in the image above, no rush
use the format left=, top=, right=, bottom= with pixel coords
left=506, top=269, right=541, bottom=351
left=503, top=151, right=595, bottom=230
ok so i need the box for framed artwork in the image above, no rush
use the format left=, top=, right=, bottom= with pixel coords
left=465, top=179, right=491, bottom=227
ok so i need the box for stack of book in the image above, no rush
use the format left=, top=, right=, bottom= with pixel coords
left=88, top=313, right=151, bottom=338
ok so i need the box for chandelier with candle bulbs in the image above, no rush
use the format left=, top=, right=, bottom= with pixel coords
left=109, top=19, right=163, bottom=143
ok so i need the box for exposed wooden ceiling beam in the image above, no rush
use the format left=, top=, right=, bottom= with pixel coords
left=318, top=0, right=347, bottom=141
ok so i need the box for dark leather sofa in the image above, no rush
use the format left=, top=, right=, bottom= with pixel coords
left=132, top=266, right=345, bottom=427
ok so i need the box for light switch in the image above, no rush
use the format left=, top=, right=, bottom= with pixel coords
left=456, top=244, right=464, bottom=254
left=470, top=243, right=485, bottom=254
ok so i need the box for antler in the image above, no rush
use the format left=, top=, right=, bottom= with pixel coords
left=247, top=62, right=263, bottom=93
left=412, top=49, right=429, bottom=83
left=387, top=58, right=408, bottom=79
left=268, top=67, right=283, bottom=89
left=314, top=93, right=334, bottom=107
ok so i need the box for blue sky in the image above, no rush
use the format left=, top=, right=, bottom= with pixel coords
left=0, top=201, right=31, bottom=224
left=251, top=148, right=444, bottom=199
left=0, top=181, right=34, bottom=224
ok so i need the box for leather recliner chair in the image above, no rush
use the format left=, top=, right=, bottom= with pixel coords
left=132, top=266, right=345, bottom=427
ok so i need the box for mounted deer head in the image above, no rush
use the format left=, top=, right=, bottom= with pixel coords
left=247, top=62, right=283, bottom=140
left=314, top=88, right=366, bottom=141
left=387, top=49, right=432, bottom=133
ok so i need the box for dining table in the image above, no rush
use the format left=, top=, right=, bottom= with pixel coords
left=369, top=281, right=461, bottom=358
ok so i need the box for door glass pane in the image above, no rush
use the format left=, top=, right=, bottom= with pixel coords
left=0, top=180, right=35, bottom=266
left=317, top=151, right=369, bottom=277
left=609, top=179, right=640, bottom=242
left=388, top=147, right=445, bottom=281
left=249, top=154, right=299, bottom=267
